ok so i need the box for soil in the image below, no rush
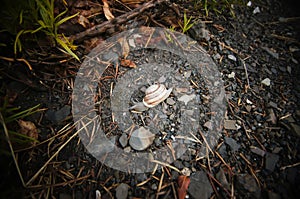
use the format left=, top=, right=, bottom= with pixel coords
left=0, top=0, right=299, bottom=199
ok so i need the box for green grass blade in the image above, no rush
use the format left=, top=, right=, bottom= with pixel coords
left=56, top=37, right=80, bottom=61
left=56, top=12, right=79, bottom=27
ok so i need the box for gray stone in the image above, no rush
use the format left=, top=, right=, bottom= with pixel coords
left=119, top=133, right=128, bottom=148
left=166, top=98, right=176, bottom=105
left=290, top=123, right=300, bottom=137
left=188, top=171, right=213, bottom=199
left=45, top=105, right=71, bottom=123
left=236, top=174, right=261, bottom=198
left=224, top=120, right=237, bottom=130
left=216, top=168, right=230, bottom=190
left=265, top=152, right=279, bottom=172
left=116, top=183, right=129, bottom=199
left=224, top=137, right=240, bottom=152
left=250, top=146, right=266, bottom=157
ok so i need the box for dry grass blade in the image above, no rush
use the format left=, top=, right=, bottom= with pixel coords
left=102, top=0, right=115, bottom=20
left=25, top=116, right=96, bottom=186
left=0, top=112, right=26, bottom=187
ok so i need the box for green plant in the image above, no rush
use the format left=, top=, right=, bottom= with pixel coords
left=193, top=0, right=242, bottom=17
left=13, top=0, right=79, bottom=60
left=0, top=96, right=40, bottom=146
left=179, top=12, right=195, bottom=34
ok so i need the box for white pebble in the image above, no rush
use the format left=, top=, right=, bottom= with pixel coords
left=253, top=7, right=260, bottom=14
left=228, top=54, right=237, bottom=61
left=228, top=72, right=235, bottom=79
left=261, top=78, right=271, bottom=86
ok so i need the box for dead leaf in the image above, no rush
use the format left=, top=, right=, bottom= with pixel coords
left=117, top=37, right=130, bottom=58
left=102, top=0, right=114, bottom=20
left=120, top=59, right=136, bottom=68
left=177, top=175, right=190, bottom=199
left=18, top=120, right=38, bottom=143
left=78, top=15, right=90, bottom=28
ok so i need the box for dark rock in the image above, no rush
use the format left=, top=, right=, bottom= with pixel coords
left=45, top=105, right=71, bottom=123
left=250, top=146, right=266, bottom=157
left=236, top=174, right=261, bottom=199
left=188, top=171, right=213, bottom=199
left=265, top=152, right=279, bottom=172
left=216, top=168, right=230, bottom=190
left=224, top=137, right=240, bottom=152
left=267, top=191, right=281, bottom=199
left=59, top=193, right=72, bottom=199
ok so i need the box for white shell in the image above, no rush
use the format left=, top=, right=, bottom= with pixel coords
left=143, top=84, right=172, bottom=108
left=129, top=127, right=155, bottom=151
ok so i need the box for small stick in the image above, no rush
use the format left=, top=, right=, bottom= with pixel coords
left=70, top=0, right=168, bottom=42
left=280, top=162, right=300, bottom=170
left=240, top=57, right=250, bottom=90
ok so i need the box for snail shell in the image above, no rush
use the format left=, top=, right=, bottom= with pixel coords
left=143, top=84, right=172, bottom=108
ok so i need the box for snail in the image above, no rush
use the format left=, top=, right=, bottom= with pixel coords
left=130, top=83, right=173, bottom=112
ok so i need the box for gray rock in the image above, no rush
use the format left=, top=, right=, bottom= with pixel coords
left=224, top=120, right=237, bottom=130
left=265, top=152, right=279, bottom=172
left=290, top=123, right=300, bottom=137
left=236, top=174, right=261, bottom=198
left=216, top=168, right=230, bottom=190
left=45, top=105, right=71, bottom=123
left=188, top=171, right=213, bottom=199
left=119, top=133, right=128, bottom=148
left=224, top=137, right=240, bottom=152
left=116, top=183, right=129, bottom=199
left=129, top=127, right=155, bottom=151
left=250, top=146, right=266, bottom=157
left=166, top=98, right=176, bottom=105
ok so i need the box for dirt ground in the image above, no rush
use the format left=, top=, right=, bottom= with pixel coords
left=0, top=0, right=299, bottom=198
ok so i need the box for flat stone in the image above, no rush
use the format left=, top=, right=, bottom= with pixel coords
left=224, top=120, right=237, bottom=130
left=236, top=174, right=261, bottom=198
left=166, top=98, right=176, bottom=105
left=116, top=183, right=129, bottom=199
left=250, top=146, right=266, bottom=157
left=290, top=123, right=300, bottom=137
left=224, top=137, right=240, bottom=152
left=178, top=94, right=196, bottom=105
left=216, top=168, right=230, bottom=190
left=129, top=127, right=155, bottom=151
left=204, top=121, right=213, bottom=130
left=188, top=171, right=213, bottom=199
left=119, top=133, right=128, bottom=148
left=265, top=152, right=279, bottom=172
left=45, top=105, right=71, bottom=123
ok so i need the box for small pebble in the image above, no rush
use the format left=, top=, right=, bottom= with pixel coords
left=228, top=54, right=237, bottom=61
left=228, top=72, right=235, bottom=79
left=261, top=78, right=271, bottom=86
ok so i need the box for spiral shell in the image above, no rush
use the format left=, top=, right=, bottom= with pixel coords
left=142, top=84, right=172, bottom=108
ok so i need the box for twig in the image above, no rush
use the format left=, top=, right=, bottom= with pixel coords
left=280, top=162, right=300, bottom=170
left=0, top=112, right=26, bottom=187
left=240, top=57, right=250, bottom=90
left=25, top=116, right=96, bottom=186
left=70, top=0, right=168, bottom=42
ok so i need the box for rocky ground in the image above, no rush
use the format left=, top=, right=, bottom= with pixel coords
left=0, top=0, right=299, bottom=198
